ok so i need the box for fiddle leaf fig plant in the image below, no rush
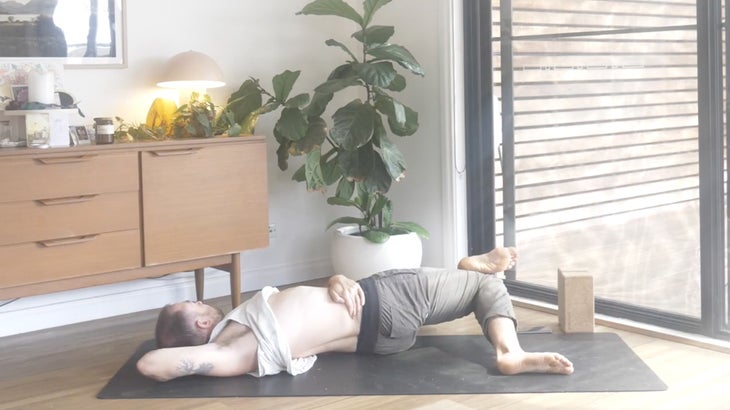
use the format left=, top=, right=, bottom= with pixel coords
left=232, top=0, right=429, bottom=243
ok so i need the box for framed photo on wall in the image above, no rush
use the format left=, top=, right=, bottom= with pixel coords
left=0, top=0, right=127, bottom=67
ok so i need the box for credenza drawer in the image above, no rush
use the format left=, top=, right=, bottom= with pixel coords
left=0, top=229, right=141, bottom=288
left=0, top=151, right=138, bottom=203
left=0, top=191, right=140, bottom=246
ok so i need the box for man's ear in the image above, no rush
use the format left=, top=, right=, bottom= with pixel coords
left=195, top=317, right=213, bottom=330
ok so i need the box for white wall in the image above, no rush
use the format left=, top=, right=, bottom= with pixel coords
left=0, top=0, right=466, bottom=337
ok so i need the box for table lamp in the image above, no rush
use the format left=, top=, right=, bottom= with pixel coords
left=157, top=50, right=225, bottom=103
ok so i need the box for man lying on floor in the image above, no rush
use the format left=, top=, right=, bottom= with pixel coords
left=136, top=247, right=574, bottom=381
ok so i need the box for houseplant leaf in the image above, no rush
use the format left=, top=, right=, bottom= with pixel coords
left=327, top=196, right=358, bottom=207
left=367, top=43, right=425, bottom=76
left=330, top=99, right=377, bottom=150
left=353, top=61, right=397, bottom=88
left=326, top=216, right=368, bottom=230
left=363, top=0, right=392, bottom=27
left=361, top=154, right=392, bottom=194
left=386, top=74, right=406, bottom=91
left=376, top=133, right=406, bottom=180
left=326, top=39, right=359, bottom=62
left=306, top=92, right=334, bottom=118
left=272, top=70, right=301, bottom=103
left=391, top=221, right=430, bottom=239
left=353, top=25, right=394, bottom=45
left=291, top=116, right=327, bottom=154
left=275, top=107, right=308, bottom=141
left=276, top=142, right=291, bottom=171
left=337, top=146, right=373, bottom=180
left=315, top=76, right=361, bottom=94
left=224, top=79, right=263, bottom=124
left=298, top=0, right=363, bottom=26
left=335, top=177, right=355, bottom=200
left=374, top=94, right=419, bottom=136
left=363, top=229, right=390, bottom=243
left=285, top=93, right=310, bottom=109
left=305, top=148, right=327, bottom=192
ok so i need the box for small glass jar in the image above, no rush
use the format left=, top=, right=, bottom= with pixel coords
left=94, top=117, right=114, bottom=144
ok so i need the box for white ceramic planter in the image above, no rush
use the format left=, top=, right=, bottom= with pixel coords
left=330, top=225, right=423, bottom=280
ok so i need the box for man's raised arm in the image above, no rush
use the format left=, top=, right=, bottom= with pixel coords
left=136, top=343, right=251, bottom=382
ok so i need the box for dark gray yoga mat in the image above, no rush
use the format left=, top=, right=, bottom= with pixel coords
left=97, top=333, right=666, bottom=398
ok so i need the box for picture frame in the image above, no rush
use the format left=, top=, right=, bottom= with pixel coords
left=74, top=125, right=90, bottom=145
left=0, top=0, right=127, bottom=68
left=10, top=85, right=27, bottom=103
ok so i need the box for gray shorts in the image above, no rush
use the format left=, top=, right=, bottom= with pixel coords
left=359, top=267, right=516, bottom=355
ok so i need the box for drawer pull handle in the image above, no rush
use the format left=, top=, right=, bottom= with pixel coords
left=36, top=195, right=98, bottom=206
left=149, top=148, right=201, bottom=157
left=38, top=234, right=98, bottom=247
left=35, top=155, right=96, bottom=164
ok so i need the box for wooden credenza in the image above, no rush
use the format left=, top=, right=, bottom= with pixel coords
left=0, top=136, right=268, bottom=307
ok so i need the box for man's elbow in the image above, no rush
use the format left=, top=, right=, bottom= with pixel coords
left=136, top=355, right=171, bottom=382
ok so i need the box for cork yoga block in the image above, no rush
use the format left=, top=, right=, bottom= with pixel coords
left=558, top=269, right=595, bottom=333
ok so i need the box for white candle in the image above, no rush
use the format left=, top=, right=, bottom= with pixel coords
left=28, top=70, right=56, bottom=105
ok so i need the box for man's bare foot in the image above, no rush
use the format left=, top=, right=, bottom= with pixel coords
left=496, top=351, right=574, bottom=375
left=457, top=247, right=517, bottom=273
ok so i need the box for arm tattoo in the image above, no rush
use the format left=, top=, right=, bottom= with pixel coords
left=176, top=359, right=214, bottom=376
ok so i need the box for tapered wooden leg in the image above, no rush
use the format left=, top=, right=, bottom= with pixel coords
left=194, top=268, right=205, bottom=301
left=230, top=253, right=242, bottom=307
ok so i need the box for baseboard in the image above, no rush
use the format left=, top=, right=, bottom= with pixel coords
left=0, top=258, right=332, bottom=338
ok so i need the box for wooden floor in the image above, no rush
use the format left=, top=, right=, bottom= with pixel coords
left=1, top=284, right=730, bottom=410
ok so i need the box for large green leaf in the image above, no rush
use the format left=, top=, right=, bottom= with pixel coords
left=376, top=133, right=406, bottom=180
left=314, top=76, right=361, bottom=94
left=272, top=70, right=301, bottom=103
left=375, top=94, right=419, bottom=136
left=258, top=98, right=282, bottom=115
left=335, top=177, right=355, bottom=200
left=387, top=103, right=418, bottom=136
left=367, top=44, right=425, bottom=76
left=275, top=107, right=308, bottom=141
left=325, top=39, right=358, bottom=62
left=276, top=141, right=291, bottom=171
left=326, top=216, right=367, bottom=231
left=330, top=100, right=377, bottom=150
left=386, top=74, right=406, bottom=91
left=292, top=163, right=305, bottom=181
left=321, top=155, right=343, bottom=185
left=327, top=196, right=357, bottom=207
left=353, top=61, right=397, bottom=88
left=328, top=63, right=357, bottom=80
left=285, top=93, right=310, bottom=109
left=337, top=146, right=373, bottom=180
left=363, top=0, right=392, bottom=27
left=353, top=25, right=394, bottom=45
left=363, top=229, right=390, bottom=243
left=298, top=0, right=363, bottom=26
left=291, top=116, right=327, bottom=154
left=369, top=194, right=390, bottom=221
left=391, top=221, right=430, bottom=238
left=379, top=195, right=393, bottom=227
left=305, top=148, right=327, bottom=192
left=238, top=111, right=260, bottom=135
left=306, top=91, right=334, bottom=118
left=361, top=154, right=392, bottom=194
left=225, top=79, right=263, bottom=124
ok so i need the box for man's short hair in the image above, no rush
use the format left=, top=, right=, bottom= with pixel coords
left=155, top=304, right=208, bottom=348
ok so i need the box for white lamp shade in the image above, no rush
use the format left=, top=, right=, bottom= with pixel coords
left=157, top=50, right=226, bottom=89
